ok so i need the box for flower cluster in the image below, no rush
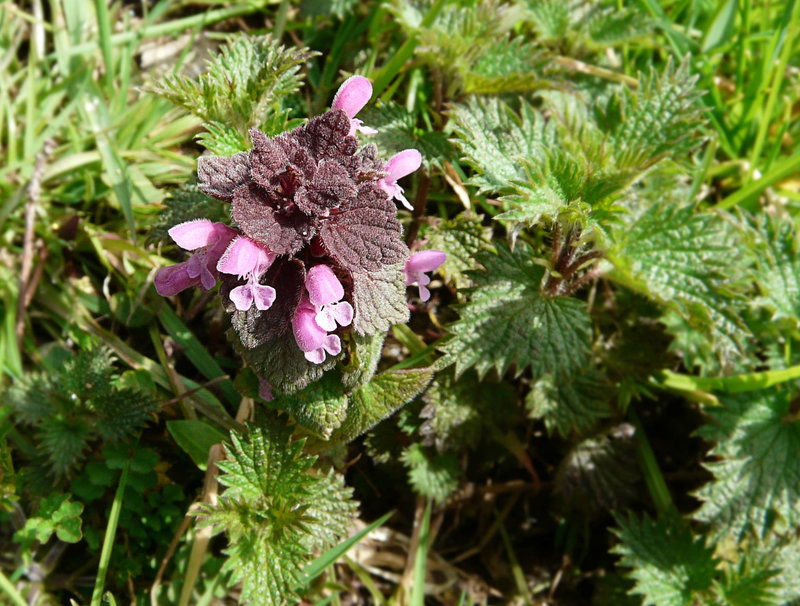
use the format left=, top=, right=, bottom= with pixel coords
left=154, top=77, right=445, bottom=392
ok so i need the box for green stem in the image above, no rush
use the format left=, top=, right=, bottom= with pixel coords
left=90, top=459, right=130, bottom=606
left=629, top=408, right=673, bottom=515
left=0, top=569, right=27, bottom=606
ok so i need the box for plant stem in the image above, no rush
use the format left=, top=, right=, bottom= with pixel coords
left=629, top=407, right=673, bottom=515
left=90, top=458, right=131, bottom=606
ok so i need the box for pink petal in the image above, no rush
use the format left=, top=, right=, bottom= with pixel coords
left=254, top=249, right=277, bottom=277
left=304, top=348, right=326, bottom=364
left=385, top=149, right=422, bottom=182
left=258, top=379, right=273, bottom=401
left=154, top=263, right=196, bottom=297
left=185, top=253, right=203, bottom=279
left=217, top=237, right=260, bottom=276
left=293, top=300, right=327, bottom=353
left=305, top=265, right=344, bottom=307
left=332, top=301, right=353, bottom=327
left=168, top=219, right=219, bottom=250
left=315, top=307, right=337, bottom=332
left=323, top=334, right=341, bottom=356
left=229, top=284, right=254, bottom=311
left=252, top=284, right=276, bottom=311
left=406, top=250, right=446, bottom=274
left=199, top=261, right=217, bottom=290
left=332, top=75, right=373, bottom=119
left=419, top=283, right=431, bottom=302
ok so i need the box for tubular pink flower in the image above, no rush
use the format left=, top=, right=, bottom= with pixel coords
left=377, top=149, right=423, bottom=211
left=305, top=265, right=354, bottom=332
left=217, top=237, right=277, bottom=311
left=404, top=250, right=446, bottom=302
left=331, top=75, right=377, bottom=137
left=154, top=220, right=236, bottom=296
left=292, top=297, right=342, bottom=364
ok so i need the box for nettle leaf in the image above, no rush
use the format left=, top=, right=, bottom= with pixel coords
left=694, top=389, right=800, bottom=541
left=230, top=328, right=336, bottom=395
left=554, top=424, right=639, bottom=517
left=462, top=36, right=549, bottom=95
left=204, top=425, right=356, bottom=605
left=150, top=35, right=315, bottom=136
left=612, top=513, right=717, bottom=606
left=359, top=102, right=455, bottom=169
left=351, top=265, right=410, bottom=336
left=752, top=217, right=800, bottom=334
left=523, top=0, right=569, bottom=40
left=608, top=200, right=751, bottom=368
left=449, top=97, right=553, bottom=193
left=401, top=444, right=459, bottom=504
left=439, top=240, right=591, bottom=379
left=606, top=58, right=704, bottom=172
left=329, top=367, right=434, bottom=443
left=419, top=369, right=516, bottom=453
left=424, top=212, right=493, bottom=289
left=271, top=372, right=349, bottom=440
left=526, top=364, right=614, bottom=437
left=341, top=333, right=386, bottom=390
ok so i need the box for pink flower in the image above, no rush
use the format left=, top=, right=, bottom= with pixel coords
left=377, top=149, right=422, bottom=211
left=217, top=237, right=277, bottom=311
left=332, top=75, right=377, bottom=137
left=305, top=265, right=354, bottom=331
left=292, top=265, right=353, bottom=364
left=404, top=250, right=446, bottom=302
left=292, top=296, right=343, bottom=364
left=154, top=220, right=236, bottom=296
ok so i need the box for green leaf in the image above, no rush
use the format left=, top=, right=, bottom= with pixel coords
left=401, top=444, right=459, bottom=504
left=701, top=0, right=738, bottom=52
left=14, top=493, right=84, bottom=552
left=462, top=36, right=548, bottom=95
left=341, top=333, right=386, bottom=390
left=419, top=369, right=516, bottom=452
left=351, top=265, right=410, bottom=337
left=271, top=372, right=349, bottom=439
left=694, top=389, right=800, bottom=541
left=523, top=0, right=569, bottom=40
left=439, top=240, right=591, bottom=379
left=166, top=420, right=227, bottom=470
left=204, top=424, right=357, bottom=605
left=612, top=513, right=717, bottom=606
left=608, top=200, right=751, bottom=368
left=330, top=367, right=434, bottom=443
left=150, top=34, right=315, bottom=138
left=449, top=97, right=553, bottom=193
left=229, top=328, right=336, bottom=395
left=424, top=212, right=493, bottom=289
left=752, top=217, right=800, bottom=334
left=526, top=364, right=614, bottom=437
left=359, top=102, right=455, bottom=169
left=554, top=424, right=639, bottom=516
left=609, top=58, right=704, bottom=171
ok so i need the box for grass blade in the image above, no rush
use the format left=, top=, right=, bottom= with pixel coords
left=90, top=458, right=130, bottom=606
left=301, top=510, right=394, bottom=585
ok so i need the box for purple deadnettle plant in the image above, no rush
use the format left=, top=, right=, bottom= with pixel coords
left=154, top=76, right=445, bottom=394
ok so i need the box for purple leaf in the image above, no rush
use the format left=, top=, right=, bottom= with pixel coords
left=197, top=153, right=250, bottom=200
